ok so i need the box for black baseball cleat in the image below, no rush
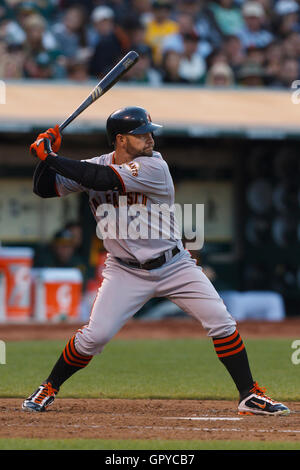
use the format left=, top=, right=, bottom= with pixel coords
left=22, top=382, right=58, bottom=412
left=238, top=382, right=290, bottom=416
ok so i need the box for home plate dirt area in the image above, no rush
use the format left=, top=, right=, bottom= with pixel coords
left=1, top=318, right=300, bottom=442
left=0, top=398, right=300, bottom=441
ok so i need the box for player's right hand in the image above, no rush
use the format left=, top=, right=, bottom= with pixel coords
left=30, top=125, right=61, bottom=160
left=38, top=125, right=61, bottom=153
left=30, top=137, right=57, bottom=161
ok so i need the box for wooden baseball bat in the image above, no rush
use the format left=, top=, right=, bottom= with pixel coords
left=59, top=50, right=139, bottom=132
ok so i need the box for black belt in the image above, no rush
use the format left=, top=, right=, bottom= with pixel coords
left=117, top=246, right=180, bottom=270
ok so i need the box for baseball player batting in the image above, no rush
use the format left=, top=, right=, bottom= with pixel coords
left=22, top=106, right=289, bottom=416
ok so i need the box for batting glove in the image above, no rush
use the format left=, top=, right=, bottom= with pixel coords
left=30, top=125, right=61, bottom=161
left=30, top=137, right=58, bottom=161
left=43, top=125, right=61, bottom=153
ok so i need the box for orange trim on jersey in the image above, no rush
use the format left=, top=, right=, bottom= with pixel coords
left=88, top=289, right=100, bottom=321
left=112, top=152, right=116, bottom=164
left=109, top=165, right=126, bottom=194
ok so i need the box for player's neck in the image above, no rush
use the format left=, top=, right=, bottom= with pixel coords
left=114, top=149, right=134, bottom=165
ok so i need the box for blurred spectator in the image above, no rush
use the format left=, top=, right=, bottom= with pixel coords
left=64, top=221, right=84, bottom=256
left=23, top=50, right=60, bottom=79
left=22, top=13, right=49, bottom=53
left=206, top=47, right=228, bottom=69
left=121, top=43, right=161, bottom=85
left=222, top=34, right=245, bottom=72
left=161, top=50, right=188, bottom=84
left=109, top=0, right=131, bottom=25
left=34, top=228, right=86, bottom=275
left=270, top=57, right=299, bottom=88
left=122, top=17, right=147, bottom=50
left=177, top=0, right=203, bottom=17
left=13, top=2, right=57, bottom=49
left=52, top=4, right=92, bottom=62
left=239, top=1, right=273, bottom=49
left=208, top=0, right=244, bottom=37
left=264, top=40, right=283, bottom=82
left=178, top=31, right=206, bottom=83
left=161, top=11, right=212, bottom=59
left=281, top=31, right=300, bottom=60
left=0, top=1, right=40, bottom=47
left=161, top=49, right=189, bottom=83
left=161, top=12, right=196, bottom=54
left=66, top=53, right=89, bottom=81
left=88, top=5, right=129, bottom=77
left=206, top=62, right=234, bottom=86
left=144, top=0, right=178, bottom=66
left=59, top=0, right=95, bottom=15
left=0, top=40, right=24, bottom=78
left=129, top=0, right=153, bottom=25
left=274, top=0, right=300, bottom=37
left=176, top=0, right=222, bottom=48
left=245, top=45, right=265, bottom=66
left=237, top=62, right=266, bottom=86
left=0, top=0, right=298, bottom=88
left=21, top=14, right=65, bottom=79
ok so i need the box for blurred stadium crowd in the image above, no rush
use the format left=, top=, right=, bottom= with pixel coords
left=0, top=0, right=300, bottom=87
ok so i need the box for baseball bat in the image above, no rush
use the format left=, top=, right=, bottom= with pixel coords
left=59, top=50, right=139, bottom=132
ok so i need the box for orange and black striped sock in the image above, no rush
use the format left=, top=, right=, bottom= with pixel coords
left=213, top=329, right=253, bottom=396
left=46, top=335, right=93, bottom=390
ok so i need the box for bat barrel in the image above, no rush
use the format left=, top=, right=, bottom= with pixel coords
left=59, top=51, right=139, bottom=133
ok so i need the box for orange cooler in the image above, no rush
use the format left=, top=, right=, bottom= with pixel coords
left=0, top=270, right=6, bottom=322
left=0, top=247, right=34, bottom=320
left=32, top=268, right=82, bottom=322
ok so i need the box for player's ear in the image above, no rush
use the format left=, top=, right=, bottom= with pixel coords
left=115, top=134, right=125, bottom=147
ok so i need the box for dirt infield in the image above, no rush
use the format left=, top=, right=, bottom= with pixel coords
left=1, top=398, right=300, bottom=442
left=1, top=316, right=300, bottom=342
left=1, top=318, right=300, bottom=444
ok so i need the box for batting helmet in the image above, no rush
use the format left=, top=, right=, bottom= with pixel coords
left=106, top=106, right=163, bottom=146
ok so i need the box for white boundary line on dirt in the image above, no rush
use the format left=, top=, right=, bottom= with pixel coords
left=164, top=417, right=242, bottom=421
left=125, top=425, right=300, bottom=434
left=4, top=422, right=300, bottom=435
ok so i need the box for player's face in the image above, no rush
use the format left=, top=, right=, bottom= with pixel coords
left=123, top=132, right=154, bottom=158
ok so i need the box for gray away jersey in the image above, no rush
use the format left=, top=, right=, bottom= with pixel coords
left=55, top=151, right=183, bottom=263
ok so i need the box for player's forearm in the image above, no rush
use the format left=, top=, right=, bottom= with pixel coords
left=45, top=154, right=123, bottom=192
left=33, top=161, right=58, bottom=198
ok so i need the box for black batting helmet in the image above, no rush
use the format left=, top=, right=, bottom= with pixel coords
left=106, top=106, right=162, bottom=146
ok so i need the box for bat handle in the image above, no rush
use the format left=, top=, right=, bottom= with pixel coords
left=59, top=119, right=71, bottom=133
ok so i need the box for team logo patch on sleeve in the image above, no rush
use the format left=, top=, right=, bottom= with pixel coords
left=122, top=161, right=140, bottom=177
